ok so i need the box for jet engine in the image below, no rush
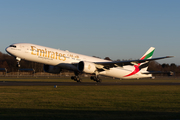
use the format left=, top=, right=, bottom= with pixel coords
left=78, top=61, right=96, bottom=74
left=43, top=64, right=61, bottom=74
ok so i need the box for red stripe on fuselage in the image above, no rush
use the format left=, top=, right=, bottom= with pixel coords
left=123, top=55, right=146, bottom=77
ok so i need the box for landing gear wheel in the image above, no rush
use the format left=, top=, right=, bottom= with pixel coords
left=16, top=62, right=20, bottom=67
left=90, top=76, right=102, bottom=83
left=71, top=76, right=75, bottom=80
left=16, top=64, right=20, bottom=68
left=77, top=78, right=82, bottom=83
left=16, top=57, right=21, bottom=68
left=90, top=76, right=96, bottom=80
left=96, top=78, right=102, bottom=83
left=71, top=76, right=82, bottom=83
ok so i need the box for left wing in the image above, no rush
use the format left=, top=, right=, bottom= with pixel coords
left=94, top=56, right=174, bottom=68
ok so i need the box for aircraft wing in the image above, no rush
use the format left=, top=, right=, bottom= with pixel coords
left=94, top=56, right=174, bottom=67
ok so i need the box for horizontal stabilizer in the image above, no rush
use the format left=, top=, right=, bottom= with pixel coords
left=142, top=71, right=174, bottom=76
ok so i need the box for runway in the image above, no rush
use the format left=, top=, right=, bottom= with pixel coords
left=0, top=81, right=180, bottom=86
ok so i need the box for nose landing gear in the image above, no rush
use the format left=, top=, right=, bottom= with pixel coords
left=16, top=57, right=21, bottom=67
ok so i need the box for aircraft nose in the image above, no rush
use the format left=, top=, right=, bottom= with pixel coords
left=5, top=47, right=9, bottom=53
left=5, top=46, right=11, bottom=55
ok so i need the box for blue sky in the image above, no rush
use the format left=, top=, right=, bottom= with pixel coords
left=0, top=0, right=179, bottom=64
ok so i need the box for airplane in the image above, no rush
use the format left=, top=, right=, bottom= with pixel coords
left=5, top=43, right=173, bottom=82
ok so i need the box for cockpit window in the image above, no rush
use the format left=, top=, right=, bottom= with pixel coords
left=10, top=45, right=16, bottom=48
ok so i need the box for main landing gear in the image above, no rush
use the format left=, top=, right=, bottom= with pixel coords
left=16, top=57, right=21, bottom=67
left=71, top=76, right=82, bottom=82
left=71, top=72, right=102, bottom=83
left=90, top=76, right=102, bottom=83
left=71, top=72, right=82, bottom=82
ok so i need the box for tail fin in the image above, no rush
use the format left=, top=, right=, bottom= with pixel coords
left=139, top=47, right=155, bottom=71
left=140, top=47, right=155, bottom=60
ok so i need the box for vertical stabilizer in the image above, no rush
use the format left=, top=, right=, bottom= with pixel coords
left=140, top=47, right=155, bottom=60
left=139, top=47, right=155, bottom=71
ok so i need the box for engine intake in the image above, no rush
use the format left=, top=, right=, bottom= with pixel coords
left=78, top=61, right=96, bottom=74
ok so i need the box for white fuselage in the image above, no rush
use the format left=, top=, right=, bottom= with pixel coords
left=6, top=43, right=152, bottom=79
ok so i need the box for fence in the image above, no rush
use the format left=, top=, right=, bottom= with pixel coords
left=0, top=68, right=75, bottom=77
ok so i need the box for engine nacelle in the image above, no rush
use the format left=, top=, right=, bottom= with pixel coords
left=43, top=64, right=61, bottom=74
left=78, top=61, right=96, bottom=74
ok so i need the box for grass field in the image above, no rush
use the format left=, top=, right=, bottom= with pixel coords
left=0, top=77, right=180, bottom=120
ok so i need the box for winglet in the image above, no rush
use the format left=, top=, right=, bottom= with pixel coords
left=166, top=56, right=174, bottom=58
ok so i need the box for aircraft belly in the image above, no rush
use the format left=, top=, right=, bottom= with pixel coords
left=58, top=64, right=77, bottom=71
left=99, top=67, right=152, bottom=79
left=99, top=68, right=128, bottom=79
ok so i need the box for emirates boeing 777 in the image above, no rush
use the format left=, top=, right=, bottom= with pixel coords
left=6, top=43, right=173, bottom=82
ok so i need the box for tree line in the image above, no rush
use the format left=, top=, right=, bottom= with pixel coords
left=0, top=52, right=43, bottom=72
left=0, top=52, right=179, bottom=76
